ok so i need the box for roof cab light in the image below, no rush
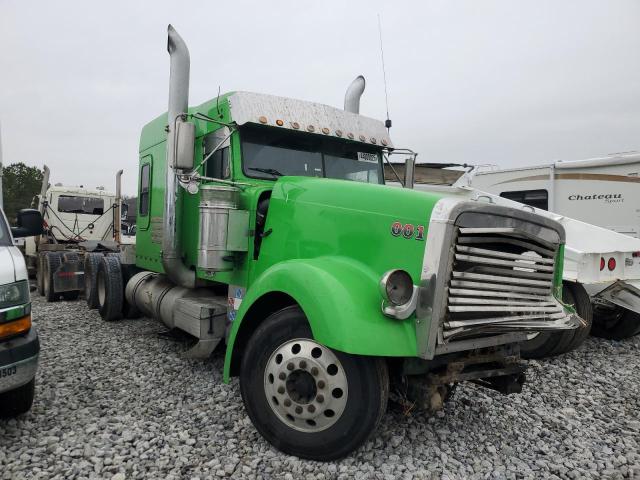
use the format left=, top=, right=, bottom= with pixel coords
left=380, top=269, right=418, bottom=320
left=608, top=257, right=617, bottom=271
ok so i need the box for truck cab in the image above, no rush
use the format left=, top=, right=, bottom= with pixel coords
left=0, top=208, right=43, bottom=417
left=97, top=25, right=582, bottom=460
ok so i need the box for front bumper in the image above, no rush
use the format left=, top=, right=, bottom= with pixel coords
left=0, top=327, right=40, bottom=394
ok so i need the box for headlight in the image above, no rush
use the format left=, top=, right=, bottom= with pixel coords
left=0, top=280, right=30, bottom=309
left=380, top=269, right=414, bottom=306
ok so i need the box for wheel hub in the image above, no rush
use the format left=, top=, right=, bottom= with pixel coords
left=264, top=339, right=348, bottom=432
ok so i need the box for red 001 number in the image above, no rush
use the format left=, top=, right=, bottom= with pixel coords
left=390, top=222, right=425, bottom=241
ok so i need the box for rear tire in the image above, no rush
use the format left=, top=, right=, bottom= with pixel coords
left=36, top=254, right=45, bottom=296
left=84, top=253, right=102, bottom=309
left=97, top=256, right=123, bottom=321
left=0, top=379, right=35, bottom=418
left=43, top=252, right=61, bottom=302
left=240, top=306, right=389, bottom=460
left=592, top=308, right=640, bottom=340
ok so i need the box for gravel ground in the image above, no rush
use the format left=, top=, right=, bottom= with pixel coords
left=1, top=296, right=639, bottom=479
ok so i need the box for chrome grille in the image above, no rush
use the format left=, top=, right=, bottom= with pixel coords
left=442, top=227, right=572, bottom=341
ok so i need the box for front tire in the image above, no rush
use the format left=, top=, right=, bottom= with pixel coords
left=592, top=308, right=640, bottom=340
left=0, top=379, right=35, bottom=418
left=240, top=306, right=389, bottom=461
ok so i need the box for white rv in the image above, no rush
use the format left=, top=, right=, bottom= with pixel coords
left=470, top=152, right=640, bottom=238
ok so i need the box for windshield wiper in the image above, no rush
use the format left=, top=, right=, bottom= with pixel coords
left=248, top=167, right=283, bottom=177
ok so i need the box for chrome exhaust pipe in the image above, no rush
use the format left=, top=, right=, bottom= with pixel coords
left=163, top=24, right=196, bottom=288
left=39, top=165, right=50, bottom=213
left=114, top=169, right=123, bottom=244
left=344, top=75, right=366, bottom=114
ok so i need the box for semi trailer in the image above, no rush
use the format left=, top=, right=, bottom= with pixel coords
left=93, top=25, right=581, bottom=460
left=24, top=167, right=130, bottom=303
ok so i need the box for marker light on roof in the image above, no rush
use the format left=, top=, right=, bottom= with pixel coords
left=335, top=130, right=343, bottom=137
left=347, top=133, right=354, bottom=139
left=608, top=258, right=616, bottom=271
left=291, top=122, right=300, bottom=129
left=258, top=116, right=268, bottom=124
left=359, top=135, right=366, bottom=142
left=370, top=137, right=377, bottom=144
left=307, top=125, right=315, bottom=132
left=276, top=119, right=284, bottom=126
left=381, top=139, right=388, bottom=146
left=322, top=127, right=330, bottom=135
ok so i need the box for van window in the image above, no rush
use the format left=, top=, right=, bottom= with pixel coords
left=139, top=164, right=151, bottom=216
left=500, top=189, right=549, bottom=210
left=58, top=195, right=105, bottom=215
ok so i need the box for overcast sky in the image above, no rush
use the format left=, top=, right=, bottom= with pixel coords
left=2, top=0, right=640, bottom=194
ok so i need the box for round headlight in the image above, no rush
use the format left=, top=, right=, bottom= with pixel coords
left=380, top=270, right=414, bottom=306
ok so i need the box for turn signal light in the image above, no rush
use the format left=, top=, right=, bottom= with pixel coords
left=608, top=258, right=616, bottom=271
left=0, top=315, right=32, bottom=340
left=600, top=257, right=605, bottom=271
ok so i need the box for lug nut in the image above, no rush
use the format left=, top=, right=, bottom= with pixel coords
left=317, top=380, right=325, bottom=389
left=295, top=406, right=303, bottom=414
left=308, top=405, right=316, bottom=413
left=287, top=363, right=294, bottom=371
left=310, top=367, right=319, bottom=376
left=299, top=360, right=307, bottom=369
left=279, top=372, right=286, bottom=380
left=317, top=394, right=324, bottom=403
left=284, top=399, right=292, bottom=407
left=277, top=386, right=285, bottom=394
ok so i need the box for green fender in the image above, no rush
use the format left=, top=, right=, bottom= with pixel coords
left=223, top=256, right=418, bottom=382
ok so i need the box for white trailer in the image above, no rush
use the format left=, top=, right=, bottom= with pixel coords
left=470, top=152, right=640, bottom=238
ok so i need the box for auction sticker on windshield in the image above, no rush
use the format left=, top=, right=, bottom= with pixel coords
left=357, top=152, right=378, bottom=163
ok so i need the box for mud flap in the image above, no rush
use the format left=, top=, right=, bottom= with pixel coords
left=53, top=261, right=84, bottom=292
left=594, top=280, right=640, bottom=316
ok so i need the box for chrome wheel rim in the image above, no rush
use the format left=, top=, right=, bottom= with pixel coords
left=264, top=339, right=348, bottom=432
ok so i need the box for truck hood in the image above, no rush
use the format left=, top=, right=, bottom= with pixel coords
left=0, top=246, right=28, bottom=285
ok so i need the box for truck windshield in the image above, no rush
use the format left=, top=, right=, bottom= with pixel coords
left=57, top=195, right=105, bottom=215
left=241, top=126, right=383, bottom=184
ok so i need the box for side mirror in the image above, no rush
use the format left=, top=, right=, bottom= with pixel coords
left=404, top=157, right=415, bottom=189
left=11, top=209, right=44, bottom=238
left=175, top=120, right=195, bottom=170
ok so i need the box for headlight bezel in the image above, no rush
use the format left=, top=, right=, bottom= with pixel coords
left=380, top=269, right=419, bottom=320
left=0, top=280, right=30, bottom=310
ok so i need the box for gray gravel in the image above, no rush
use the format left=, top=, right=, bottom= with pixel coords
left=1, top=295, right=639, bottom=479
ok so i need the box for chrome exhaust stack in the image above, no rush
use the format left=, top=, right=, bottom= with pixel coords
left=344, top=75, right=366, bottom=114
left=114, top=169, right=123, bottom=243
left=163, top=24, right=196, bottom=288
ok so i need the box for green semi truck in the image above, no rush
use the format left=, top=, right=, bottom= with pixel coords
left=93, top=25, right=581, bottom=460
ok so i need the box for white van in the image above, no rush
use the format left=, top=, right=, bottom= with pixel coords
left=0, top=208, right=43, bottom=417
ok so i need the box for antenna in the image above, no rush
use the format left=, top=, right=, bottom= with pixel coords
left=378, top=14, right=392, bottom=131
left=216, top=85, right=222, bottom=117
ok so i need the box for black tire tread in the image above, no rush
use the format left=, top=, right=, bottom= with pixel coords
left=84, top=253, right=102, bottom=309
left=97, top=256, right=123, bottom=321
left=43, top=252, right=61, bottom=302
